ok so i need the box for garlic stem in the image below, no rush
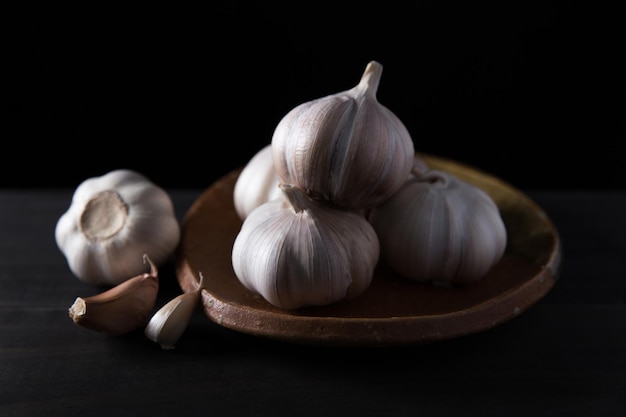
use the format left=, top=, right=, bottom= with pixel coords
left=413, top=168, right=450, bottom=187
left=355, top=60, right=382, bottom=98
left=280, top=183, right=309, bottom=213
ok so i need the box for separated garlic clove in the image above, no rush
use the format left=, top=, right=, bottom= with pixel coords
left=55, top=169, right=180, bottom=286
left=144, top=272, right=205, bottom=350
left=271, top=60, right=415, bottom=210
left=368, top=168, right=507, bottom=285
left=231, top=183, right=380, bottom=310
left=68, top=254, right=160, bottom=335
left=233, top=144, right=285, bottom=220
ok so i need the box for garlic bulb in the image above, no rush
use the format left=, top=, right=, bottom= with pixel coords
left=233, top=144, right=284, bottom=220
left=68, top=254, right=159, bottom=335
left=271, top=60, right=415, bottom=210
left=55, top=169, right=181, bottom=286
left=145, top=272, right=205, bottom=350
left=231, top=183, right=380, bottom=310
left=368, top=168, right=507, bottom=285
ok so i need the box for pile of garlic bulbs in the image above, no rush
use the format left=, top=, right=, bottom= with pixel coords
left=232, top=60, right=507, bottom=310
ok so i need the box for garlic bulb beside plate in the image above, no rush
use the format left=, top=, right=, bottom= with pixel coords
left=55, top=169, right=180, bottom=286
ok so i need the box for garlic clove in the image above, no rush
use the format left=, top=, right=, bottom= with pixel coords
left=368, top=168, right=507, bottom=284
left=271, top=60, right=415, bottom=210
left=68, top=254, right=160, bottom=335
left=144, top=272, right=204, bottom=350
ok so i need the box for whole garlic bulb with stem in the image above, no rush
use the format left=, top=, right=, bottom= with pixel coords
left=231, top=183, right=380, bottom=310
left=368, top=167, right=507, bottom=285
left=233, top=144, right=284, bottom=220
left=271, top=60, right=415, bottom=210
left=55, top=169, right=181, bottom=286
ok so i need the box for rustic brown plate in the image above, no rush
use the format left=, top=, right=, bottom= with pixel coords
left=175, top=153, right=562, bottom=347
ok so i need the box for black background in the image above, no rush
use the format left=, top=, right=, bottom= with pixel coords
left=6, top=2, right=625, bottom=190
left=3, top=5, right=626, bottom=416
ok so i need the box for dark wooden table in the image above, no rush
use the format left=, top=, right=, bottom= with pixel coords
left=1, top=188, right=624, bottom=417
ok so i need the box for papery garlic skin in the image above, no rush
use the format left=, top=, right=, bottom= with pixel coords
left=271, top=61, right=415, bottom=209
left=368, top=169, right=507, bottom=284
left=233, top=144, right=284, bottom=220
left=231, top=184, right=380, bottom=310
left=55, top=169, right=180, bottom=286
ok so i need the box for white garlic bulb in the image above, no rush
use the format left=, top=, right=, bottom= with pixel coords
left=271, top=60, right=415, bottom=210
left=231, top=183, right=380, bottom=310
left=233, top=144, right=284, bottom=220
left=368, top=168, right=507, bottom=285
left=55, top=169, right=181, bottom=286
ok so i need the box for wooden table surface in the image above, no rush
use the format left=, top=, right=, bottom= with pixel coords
left=1, top=188, right=624, bottom=417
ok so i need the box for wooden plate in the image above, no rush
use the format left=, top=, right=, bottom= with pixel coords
left=175, top=154, right=562, bottom=347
